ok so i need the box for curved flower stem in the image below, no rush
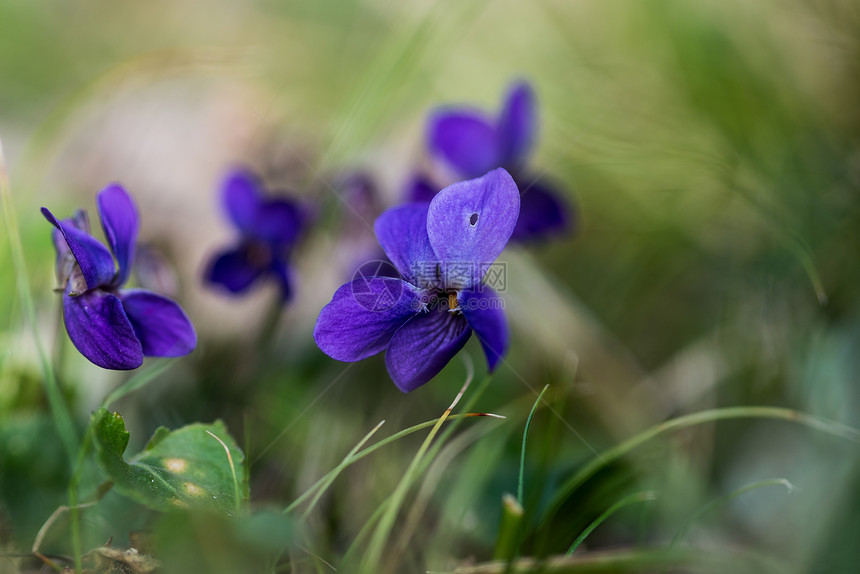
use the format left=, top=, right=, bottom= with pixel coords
left=542, top=407, right=860, bottom=529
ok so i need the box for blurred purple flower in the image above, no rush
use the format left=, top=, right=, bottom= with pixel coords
left=403, top=172, right=441, bottom=204
left=42, top=185, right=196, bottom=370
left=314, top=168, right=519, bottom=392
left=427, top=81, right=573, bottom=242
left=205, top=169, right=305, bottom=302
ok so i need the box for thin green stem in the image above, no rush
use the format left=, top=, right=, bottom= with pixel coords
left=100, top=359, right=172, bottom=409
left=66, top=422, right=98, bottom=573
left=0, top=137, right=77, bottom=464
left=2, top=138, right=82, bottom=570
left=565, top=491, right=657, bottom=556
left=518, top=385, right=550, bottom=506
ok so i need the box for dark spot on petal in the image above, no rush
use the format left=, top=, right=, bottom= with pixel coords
left=469, top=213, right=479, bottom=226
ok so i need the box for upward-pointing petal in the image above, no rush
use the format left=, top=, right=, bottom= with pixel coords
left=205, top=244, right=267, bottom=294
left=497, top=81, right=536, bottom=167
left=511, top=177, right=572, bottom=242
left=428, top=110, right=500, bottom=178
left=253, top=199, right=304, bottom=246
left=97, top=184, right=139, bottom=287
left=426, top=168, right=520, bottom=289
left=43, top=207, right=116, bottom=292
left=374, top=204, right=437, bottom=288
left=222, top=169, right=262, bottom=233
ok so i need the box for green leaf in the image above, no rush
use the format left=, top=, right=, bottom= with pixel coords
left=91, top=408, right=248, bottom=515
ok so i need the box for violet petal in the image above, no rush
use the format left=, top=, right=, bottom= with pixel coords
left=404, top=174, right=440, bottom=204
left=428, top=110, right=500, bottom=178
left=96, top=184, right=139, bottom=287
left=374, top=204, right=437, bottom=288
left=314, top=277, right=422, bottom=362
left=42, top=207, right=116, bottom=293
left=459, top=287, right=508, bottom=372
left=52, top=211, right=90, bottom=293
left=222, top=169, right=262, bottom=233
left=253, top=199, right=304, bottom=246
left=498, top=81, right=536, bottom=167
left=205, top=245, right=266, bottom=294
left=426, top=168, right=520, bottom=289
left=51, top=210, right=90, bottom=256
left=384, top=306, right=472, bottom=392
left=511, top=177, right=572, bottom=242
left=63, top=289, right=143, bottom=370
left=120, top=289, right=197, bottom=358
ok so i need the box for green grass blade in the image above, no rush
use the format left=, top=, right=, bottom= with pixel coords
left=301, top=420, right=385, bottom=520
left=494, top=494, right=524, bottom=562
left=0, top=137, right=77, bottom=464
left=284, top=412, right=497, bottom=515
left=543, top=407, right=860, bottom=527
left=100, top=358, right=172, bottom=408
left=565, top=491, right=657, bottom=556
left=518, top=384, right=550, bottom=506
left=428, top=547, right=786, bottom=573
left=393, top=415, right=506, bottom=563
left=360, top=373, right=486, bottom=573
left=669, top=478, right=795, bottom=547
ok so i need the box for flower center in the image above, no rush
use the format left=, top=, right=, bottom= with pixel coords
left=448, top=291, right=459, bottom=312
left=243, top=240, right=274, bottom=268
left=56, top=253, right=89, bottom=295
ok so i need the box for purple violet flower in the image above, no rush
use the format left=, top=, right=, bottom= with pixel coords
left=314, top=168, right=519, bottom=392
left=42, top=185, right=196, bottom=370
left=428, top=81, right=573, bottom=242
left=205, top=169, right=305, bottom=302
left=403, top=172, right=441, bottom=204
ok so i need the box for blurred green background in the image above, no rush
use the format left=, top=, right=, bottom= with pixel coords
left=1, top=0, right=859, bottom=572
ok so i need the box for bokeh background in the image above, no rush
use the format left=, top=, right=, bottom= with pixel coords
left=1, top=0, right=859, bottom=572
